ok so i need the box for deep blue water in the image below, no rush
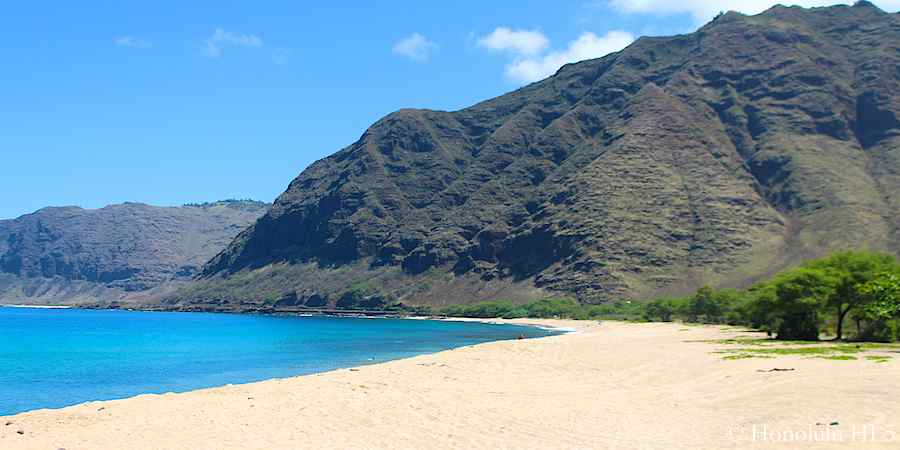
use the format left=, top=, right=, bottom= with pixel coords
left=0, top=307, right=553, bottom=416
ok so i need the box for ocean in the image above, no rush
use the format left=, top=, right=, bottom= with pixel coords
left=0, top=306, right=554, bottom=416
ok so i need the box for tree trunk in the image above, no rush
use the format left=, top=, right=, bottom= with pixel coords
left=836, top=306, right=850, bottom=341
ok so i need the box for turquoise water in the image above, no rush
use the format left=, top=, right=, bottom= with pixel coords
left=0, top=307, right=553, bottom=416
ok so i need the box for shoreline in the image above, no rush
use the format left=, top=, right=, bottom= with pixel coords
left=2, top=303, right=580, bottom=333
left=0, top=314, right=562, bottom=418
left=0, top=304, right=71, bottom=309
left=429, top=315, right=581, bottom=333
left=1, top=317, right=571, bottom=417
left=3, top=319, right=899, bottom=449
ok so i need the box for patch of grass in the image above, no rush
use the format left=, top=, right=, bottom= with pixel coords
left=855, top=343, right=900, bottom=350
left=812, top=355, right=858, bottom=361
left=865, top=355, right=892, bottom=363
left=722, top=353, right=775, bottom=360
left=769, top=340, right=830, bottom=346
left=690, top=338, right=823, bottom=346
left=736, top=345, right=865, bottom=356
left=692, top=338, right=769, bottom=346
left=711, top=340, right=899, bottom=361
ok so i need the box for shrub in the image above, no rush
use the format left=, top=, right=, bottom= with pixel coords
left=523, top=297, right=581, bottom=318
left=856, top=319, right=899, bottom=343
left=336, top=281, right=394, bottom=309
left=501, top=308, right=530, bottom=319
left=642, top=297, right=681, bottom=322
left=441, top=300, right=516, bottom=318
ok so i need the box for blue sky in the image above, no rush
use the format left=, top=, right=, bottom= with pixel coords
left=1, top=1, right=898, bottom=219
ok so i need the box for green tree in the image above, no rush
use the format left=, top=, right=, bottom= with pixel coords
left=524, top=297, right=581, bottom=318
left=806, top=251, right=898, bottom=340
left=766, top=267, right=838, bottom=340
left=860, top=273, right=900, bottom=319
left=740, top=283, right=779, bottom=335
left=643, top=298, right=676, bottom=322
left=442, top=300, right=517, bottom=318
left=856, top=273, right=900, bottom=341
left=686, top=286, right=726, bottom=323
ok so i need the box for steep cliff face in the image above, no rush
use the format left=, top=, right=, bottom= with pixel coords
left=185, top=3, right=899, bottom=308
left=0, top=200, right=267, bottom=303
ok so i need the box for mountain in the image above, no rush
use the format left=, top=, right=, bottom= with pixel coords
left=169, top=3, right=900, bottom=311
left=0, top=200, right=268, bottom=304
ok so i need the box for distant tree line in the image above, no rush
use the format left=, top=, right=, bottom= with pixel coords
left=439, top=250, right=900, bottom=342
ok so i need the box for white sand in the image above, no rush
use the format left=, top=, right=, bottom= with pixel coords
left=2, top=320, right=898, bottom=449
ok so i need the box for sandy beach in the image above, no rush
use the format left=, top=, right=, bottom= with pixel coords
left=2, top=319, right=898, bottom=450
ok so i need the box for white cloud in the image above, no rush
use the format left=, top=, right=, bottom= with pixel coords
left=205, top=28, right=263, bottom=58
left=392, top=33, right=436, bottom=61
left=477, top=27, right=550, bottom=56
left=114, top=36, right=152, bottom=49
left=487, top=30, right=634, bottom=84
left=607, top=0, right=900, bottom=24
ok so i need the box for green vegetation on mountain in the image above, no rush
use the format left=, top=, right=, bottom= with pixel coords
left=441, top=250, right=900, bottom=342
left=167, top=3, right=900, bottom=311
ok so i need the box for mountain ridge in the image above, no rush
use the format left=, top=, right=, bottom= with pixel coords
left=0, top=200, right=268, bottom=304
left=169, top=3, right=900, bottom=310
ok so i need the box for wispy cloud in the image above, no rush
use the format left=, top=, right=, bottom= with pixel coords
left=392, top=33, right=437, bottom=61
left=606, top=0, right=900, bottom=24
left=477, top=27, right=549, bottom=56
left=204, top=28, right=263, bottom=58
left=506, top=31, right=633, bottom=83
left=478, top=28, right=633, bottom=84
left=114, top=36, right=152, bottom=49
